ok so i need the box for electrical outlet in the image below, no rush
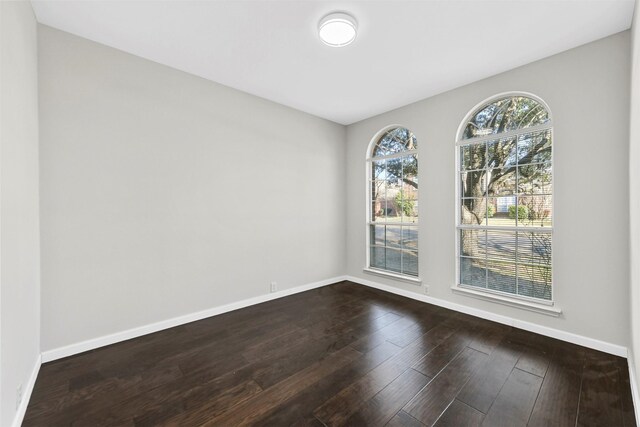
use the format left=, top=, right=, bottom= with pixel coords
left=16, top=384, right=23, bottom=410
left=423, top=284, right=429, bottom=295
left=270, top=282, right=278, bottom=293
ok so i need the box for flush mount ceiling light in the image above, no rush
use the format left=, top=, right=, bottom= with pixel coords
left=318, top=12, right=357, bottom=47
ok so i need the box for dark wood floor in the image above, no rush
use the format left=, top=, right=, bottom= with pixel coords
left=24, top=281, right=636, bottom=426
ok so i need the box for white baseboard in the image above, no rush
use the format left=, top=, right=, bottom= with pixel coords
left=628, top=352, right=640, bottom=426
left=12, top=354, right=41, bottom=427
left=346, top=275, right=628, bottom=358
left=41, top=276, right=347, bottom=363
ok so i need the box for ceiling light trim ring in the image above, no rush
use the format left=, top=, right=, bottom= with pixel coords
left=318, top=12, right=357, bottom=47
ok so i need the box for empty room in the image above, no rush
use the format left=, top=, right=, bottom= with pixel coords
left=3, top=0, right=640, bottom=425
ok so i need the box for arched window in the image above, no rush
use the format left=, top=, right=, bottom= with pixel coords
left=367, top=127, right=418, bottom=278
left=456, top=94, right=553, bottom=302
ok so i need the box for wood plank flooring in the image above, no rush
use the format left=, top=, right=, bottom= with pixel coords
left=23, top=281, right=636, bottom=426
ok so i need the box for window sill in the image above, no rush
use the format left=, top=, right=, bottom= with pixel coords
left=451, top=285, right=562, bottom=317
left=363, top=267, right=422, bottom=285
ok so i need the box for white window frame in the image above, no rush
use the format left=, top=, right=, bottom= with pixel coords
left=364, top=125, right=421, bottom=284
left=453, top=92, right=559, bottom=314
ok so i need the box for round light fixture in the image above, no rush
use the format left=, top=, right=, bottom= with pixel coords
left=318, top=12, right=357, bottom=47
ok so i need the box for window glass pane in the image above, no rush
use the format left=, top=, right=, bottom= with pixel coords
left=518, top=163, right=552, bottom=195
left=518, top=264, right=552, bottom=300
left=486, top=230, right=517, bottom=263
left=371, top=180, right=386, bottom=222
left=399, top=193, right=418, bottom=223
left=517, top=232, right=552, bottom=267
left=401, top=199, right=418, bottom=223
left=372, top=201, right=390, bottom=222
left=401, top=184, right=418, bottom=203
left=460, top=257, right=486, bottom=288
left=386, top=226, right=402, bottom=248
left=487, top=137, right=517, bottom=168
left=518, top=196, right=552, bottom=227
left=402, top=250, right=418, bottom=276
left=372, top=159, right=386, bottom=180
left=460, top=143, right=486, bottom=171
left=460, top=229, right=486, bottom=258
left=402, top=226, right=418, bottom=250
left=374, top=133, right=404, bottom=157
left=408, top=200, right=419, bottom=223
left=370, top=246, right=385, bottom=270
left=461, top=198, right=487, bottom=226
left=462, top=96, right=550, bottom=140
left=373, top=127, right=417, bottom=157
left=517, top=231, right=552, bottom=299
left=487, top=168, right=516, bottom=196
left=370, top=225, right=385, bottom=246
left=373, top=164, right=399, bottom=224
left=460, top=171, right=487, bottom=198
left=517, top=130, right=552, bottom=164
left=386, top=157, right=403, bottom=182
left=486, top=197, right=517, bottom=227
left=385, top=248, right=402, bottom=273
left=402, top=154, right=418, bottom=185
left=487, top=260, right=517, bottom=294
left=385, top=190, right=402, bottom=223
left=371, top=200, right=377, bottom=222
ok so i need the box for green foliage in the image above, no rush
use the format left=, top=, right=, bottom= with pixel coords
left=384, top=155, right=418, bottom=191
left=486, top=204, right=495, bottom=218
left=395, top=190, right=415, bottom=217
left=508, top=205, right=529, bottom=220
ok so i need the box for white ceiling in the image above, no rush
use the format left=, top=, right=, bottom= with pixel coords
left=31, top=1, right=635, bottom=125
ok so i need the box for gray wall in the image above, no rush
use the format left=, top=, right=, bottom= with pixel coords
left=346, top=32, right=631, bottom=347
left=38, top=26, right=346, bottom=352
left=0, top=1, right=41, bottom=425
left=33, top=15, right=637, bottom=362
left=630, top=0, right=640, bottom=387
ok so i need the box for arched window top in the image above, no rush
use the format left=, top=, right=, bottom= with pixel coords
left=460, top=95, right=551, bottom=141
left=371, top=127, right=417, bottom=158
